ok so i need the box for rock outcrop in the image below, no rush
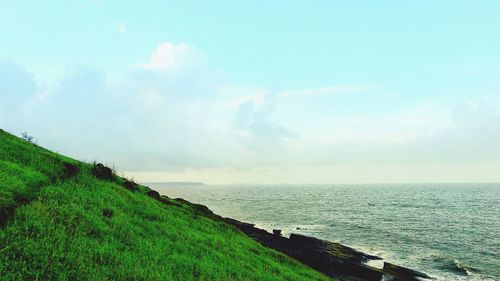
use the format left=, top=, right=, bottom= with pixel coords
left=383, top=262, right=434, bottom=280
left=220, top=218, right=432, bottom=281
left=146, top=190, right=161, bottom=201
left=62, top=162, right=78, bottom=179
left=122, top=180, right=138, bottom=191
left=91, top=163, right=114, bottom=181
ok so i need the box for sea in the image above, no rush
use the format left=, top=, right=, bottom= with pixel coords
left=150, top=183, right=500, bottom=281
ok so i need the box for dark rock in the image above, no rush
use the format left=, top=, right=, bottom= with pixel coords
left=273, top=229, right=282, bottom=236
left=287, top=233, right=384, bottom=280
left=192, top=203, right=215, bottom=217
left=383, top=262, right=433, bottom=280
left=173, top=198, right=216, bottom=217
left=92, top=163, right=114, bottom=181
left=160, top=198, right=172, bottom=205
left=173, top=198, right=190, bottom=204
left=289, top=233, right=382, bottom=263
left=159, top=196, right=171, bottom=204
left=161, top=198, right=181, bottom=207
left=122, top=180, right=138, bottom=191
left=102, top=209, right=113, bottom=218
left=62, top=162, right=78, bottom=179
left=146, top=190, right=161, bottom=201
left=219, top=216, right=429, bottom=281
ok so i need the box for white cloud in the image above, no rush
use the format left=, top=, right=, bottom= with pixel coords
left=279, top=84, right=380, bottom=98
left=0, top=60, right=38, bottom=126
left=137, top=43, right=206, bottom=71
left=0, top=59, right=38, bottom=98
left=2, top=43, right=500, bottom=183
left=233, top=94, right=296, bottom=151
left=312, top=102, right=453, bottom=143
left=116, top=24, right=126, bottom=33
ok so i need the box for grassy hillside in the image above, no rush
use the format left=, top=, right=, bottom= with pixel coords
left=0, top=129, right=330, bottom=281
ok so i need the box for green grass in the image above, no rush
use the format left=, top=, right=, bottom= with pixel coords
left=0, top=129, right=331, bottom=281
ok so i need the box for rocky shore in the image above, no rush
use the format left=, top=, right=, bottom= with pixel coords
left=91, top=162, right=433, bottom=280
left=151, top=191, right=433, bottom=281
left=221, top=217, right=432, bottom=281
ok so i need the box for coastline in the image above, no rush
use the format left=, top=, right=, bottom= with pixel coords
left=153, top=183, right=499, bottom=281
left=151, top=192, right=432, bottom=281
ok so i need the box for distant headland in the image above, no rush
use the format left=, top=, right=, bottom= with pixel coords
left=143, top=181, right=206, bottom=187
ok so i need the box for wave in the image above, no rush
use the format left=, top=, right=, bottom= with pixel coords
left=450, top=260, right=473, bottom=276
left=434, top=257, right=477, bottom=276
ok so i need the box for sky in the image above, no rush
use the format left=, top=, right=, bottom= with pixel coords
left=1, top=1, right=500, bottom=184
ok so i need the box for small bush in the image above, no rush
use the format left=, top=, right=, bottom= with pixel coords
left=21, top=132, right=37, bottom=145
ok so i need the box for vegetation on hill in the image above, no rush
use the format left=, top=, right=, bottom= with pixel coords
left=0, top=129, right=330, bottom=281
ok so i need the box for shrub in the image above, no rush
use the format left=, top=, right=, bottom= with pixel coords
left=21, top=132, right=37, bottom=145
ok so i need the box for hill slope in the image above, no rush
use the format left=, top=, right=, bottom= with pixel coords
left=0, top=129, right=330, bottom=281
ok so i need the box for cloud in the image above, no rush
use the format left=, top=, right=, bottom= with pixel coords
left=115, top=24, right=126, bottom=33
left=0, top=59, right=37, bottom=99
left=137, top=43, right=207, bottom=71
left=126, top=43, right=221, bottom=102
left=234, top=94, right=296, bottom=151
left=279, top=84, right=380, bottom=98
left=1, top=42, right=500, bottom=181
left=0, top=60, right=38, bottom=126
left=284, top=101, right=500, bottom=166
left=0, top=43, right=238, bottom=171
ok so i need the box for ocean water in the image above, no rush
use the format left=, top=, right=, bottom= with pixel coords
left=151, top=183, right=500, bottom=281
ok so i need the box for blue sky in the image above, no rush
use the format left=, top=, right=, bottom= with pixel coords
left=1, top=1, right=500, bottom=183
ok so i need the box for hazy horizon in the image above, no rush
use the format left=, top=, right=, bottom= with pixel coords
left=1, top=1, right=500, bottom=184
